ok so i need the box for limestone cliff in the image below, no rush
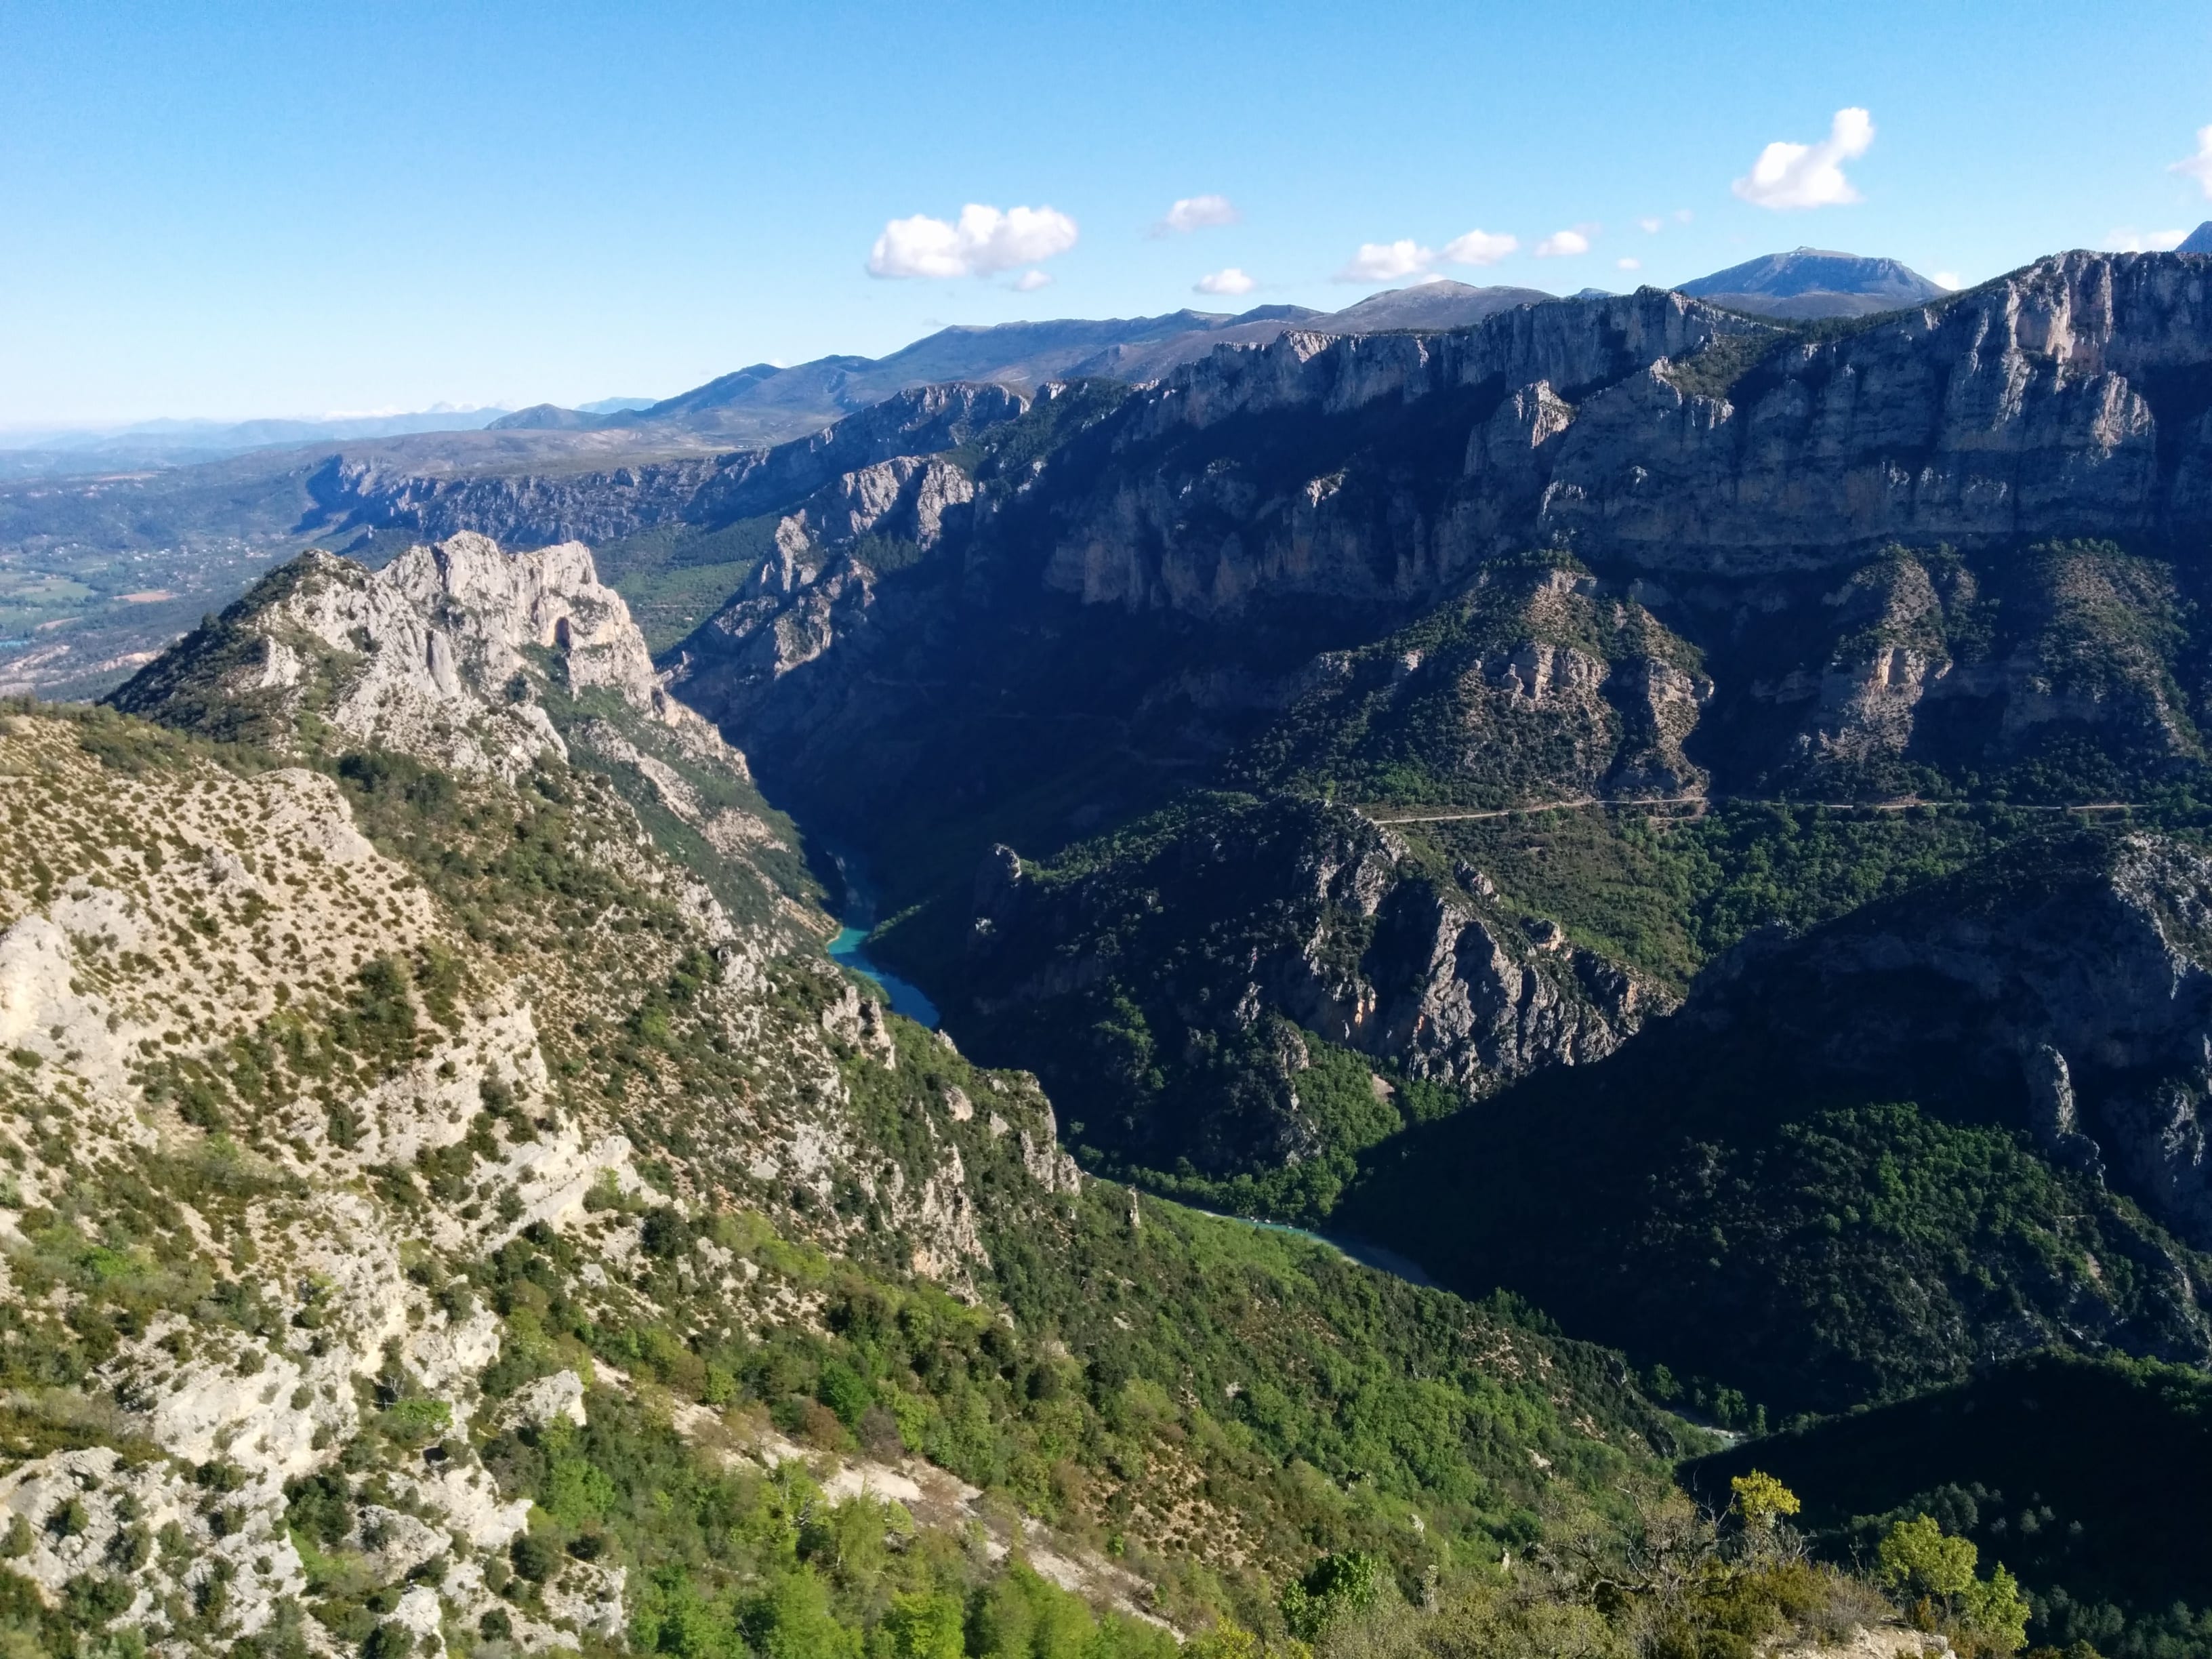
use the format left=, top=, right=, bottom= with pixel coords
left=312, top=382, right=1024, bottom=551
left=1025, top=252, right=2212, bottom=614
left=948, top=794, right=1662, bottom=1189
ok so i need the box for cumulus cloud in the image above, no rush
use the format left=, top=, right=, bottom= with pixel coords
left=1616, top=257, right=1642, bottom=271
left=2107, top=227, right=2187, bottom=253
left=1931, top=271, right=1962, bottom=290
left=1534, top=228, right=1591, bottom=258
left=1335, top=239, right=1436, bottom=282
left=1441, top=228, right=1517, bottom=266
left=1195, top=267, right=1258, bottom=295
left=1155, top=194, right=1240, bottom=235
left=1733, top=107, right=1874, bottom=209
left=2170, top=126, right=2212, bottom=199
left=1637, top=216, right=1664, bottom=234
left=1010, top=269, right=1054, bottom=291
left=867, top=203, right=1079, bottom=279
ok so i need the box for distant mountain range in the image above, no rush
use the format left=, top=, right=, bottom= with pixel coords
left=0, top=248, right=1957, bottom=483
left=489, top=255, right=1959, bottom=443
left=482, top=281, right=1605, bottom=446
left=492, top=286, right=1543, bottom=445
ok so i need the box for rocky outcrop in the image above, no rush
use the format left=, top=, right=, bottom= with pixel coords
left=1355, top=885, right=1651, bottom=1089
left=110, top=532, right=696, bottom=775
left=1235, top=556, right=1714, bottom=804
left=661, top=445, right=991, bottom=744
left=954, top=794, right=1663, bottom=1176
left=102, top=532, right=838, bottom=958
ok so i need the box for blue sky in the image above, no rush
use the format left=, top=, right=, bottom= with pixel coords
left=6, top=0, right=2212, bottom=426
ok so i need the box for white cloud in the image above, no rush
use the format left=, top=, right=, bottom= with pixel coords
left=1732, top=108, right=1874, bottom=209
left=1195, top=267, right=1258, bottom=295
left=1010, top=269, right=1054, bottom=291
left=2107, top=227, right=2187, bottom=253
left=1441, top=228, right=1517, bottom=266
left=2171, top=125, right=2212, bottom=199
left=1675, top=208, right=1694, bottom=223
left=1637, top=216, right=1664, bottom=234
left=867, top=203, right=1079, bottom=279
left=1616, top=257, right=1643, bottom=272
left=1155, top=194, right=1240, bottom=234
left=1534, top=228, right=1591, bottom=258
left=1335, top=239, right=1436, bottom=283
left=1931, top=271, right=1962, bottom=290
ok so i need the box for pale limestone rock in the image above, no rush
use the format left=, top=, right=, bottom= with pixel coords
left=505, top=1369, right=590, bottom=1431
left=544, top=1559, right=628, bottom=1639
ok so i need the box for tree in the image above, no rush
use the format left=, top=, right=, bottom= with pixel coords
left=1878, top=1515, right=1978, bottom=1611
left=1878, top=1515, right=2027, bottom=1654
left=1282, top=1552, right=1391, bottom=1641
left=1728, top=1469, right=1803, bottom=1565
left=1186, top=1622, right=1310, bottom=1659
left=1959, top=1563, right=2031, bottom=1657
left=743, top=1570, right=861, bottom=1659
left=1728, top=1471, right=1801, bottom=1531
left=882, top=1593, right=964, bottom=1659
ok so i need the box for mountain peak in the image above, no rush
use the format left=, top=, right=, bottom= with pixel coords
left=2178, top=221, right=2212, bottom=255
left=1317, top=279, right=1555, bottom=333
left=109, top=532, right=687, bottom=775
left=1677, top=247, right=1947, bottom=319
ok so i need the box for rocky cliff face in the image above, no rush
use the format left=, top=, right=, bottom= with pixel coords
left=1021, top=253, right=2212, bottom=616
left=673, top=255, right=2212, bottom=841
left=296, top=255, right=2212, bottom=643
left=106, top=532, right=840, bottom=950
left=1233, top=554, right=1713, bottom=804
left=312, top=383, right=1025, bottom=550
left=680, top=454, right=980, bottom=697
left=112, top=533, right=682, bottom=773
left=947, top=794, right=1662, bottom=1188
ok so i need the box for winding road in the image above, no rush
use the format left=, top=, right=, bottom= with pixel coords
left=1363, top=794, right=2144, bottom=826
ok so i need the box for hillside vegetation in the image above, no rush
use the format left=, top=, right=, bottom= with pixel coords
left=0, top=538, right=1951, bottom=1659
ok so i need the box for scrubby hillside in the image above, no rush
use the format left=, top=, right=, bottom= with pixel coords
left=0, top=536, right=1763, bottom=1657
